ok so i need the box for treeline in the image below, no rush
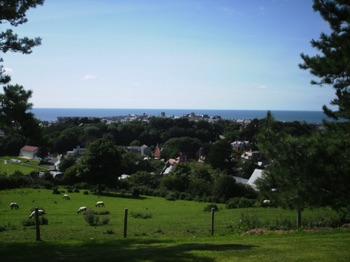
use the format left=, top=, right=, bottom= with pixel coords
left=0, top=115, right=320, bottom=203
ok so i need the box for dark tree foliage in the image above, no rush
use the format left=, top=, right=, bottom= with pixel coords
left=77, top=138, right=122, bottom=189
left=1, top=0, right=44, bottom=84
left=0, top=84, right=43, bottom=145
left=299, top=0, right=350, bottom=122
left=205, top=139, right=235, bottom=173
left=0, top=1, right=44, bottom=150
left=161, top=136, right=201, bottom=160
left=298, top=0, right=350, bottom=213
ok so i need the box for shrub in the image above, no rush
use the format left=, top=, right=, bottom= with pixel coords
left=165, top=192, right=177, bottom=201
left=132, top=187, right=140, bottom=198
left=101, top=217, right=110, bottom=225
left=226, top=197, right=256, bottom=209
left=22, top=216, right=48, bottom=227
left=238, top=213, right=261, bottom=232
left=95, top=210, right=110, bottom=215
left=83, top=209, right=110, bottom=226
left=52, top=187, right=60, bottom=194
left=84, top=210, right=99, bottom=226
left=131, top=212, right=152, bottom=219
left=103, top=229, right=114, bottom=234
left=83, top=191, right=89, bottom=195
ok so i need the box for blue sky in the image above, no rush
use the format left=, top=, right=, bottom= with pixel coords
left=3, top=0, right=334, bottom=110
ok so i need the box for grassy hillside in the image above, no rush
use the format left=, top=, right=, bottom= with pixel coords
left=0, top=157, right=49, bottom=175
left=0, top=188, right=349, bottom=261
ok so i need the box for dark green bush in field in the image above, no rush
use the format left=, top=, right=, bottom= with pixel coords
left=84, top=210, right=99, bottom=226
left=52, top=186, right=60, bottom=194
left=238, top=213, right=261, bottom=232
left=95, top=210, right=110, bottom=215
left=203, top=203, right=219, bottom=212
left=131, top=211, right=152, bottom=219
left=165, top=192, right=177, bottom=201
left=22, top=216, right=48, bottom=227
left=103, top=229, right=114, bottom=234
left=226, top=197, right=256, bottom=209
left=83, top=209, right=110, bottom=226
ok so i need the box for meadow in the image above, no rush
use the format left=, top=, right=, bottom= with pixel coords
left=0, top=157, right=49, bottom=175
left=1, top=188, right=349, bottom=261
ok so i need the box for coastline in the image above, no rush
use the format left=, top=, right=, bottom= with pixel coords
left=30, top=108, right=328, bottom=124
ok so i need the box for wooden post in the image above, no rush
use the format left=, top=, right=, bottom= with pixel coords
left=124, top=208, right=128, bottom=238
left=296, top=209, right=302, bottom=228
left=211, top=207, right=215, bottom=236
left=35, top=208, right=41, bottom=241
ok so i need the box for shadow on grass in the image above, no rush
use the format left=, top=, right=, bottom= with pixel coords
left=0, top=239, right=256, bottom=262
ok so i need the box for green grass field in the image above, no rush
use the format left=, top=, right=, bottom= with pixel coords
left=1, top=188, right=349, bottom=261
left=0, top=157, right=49, bottom=175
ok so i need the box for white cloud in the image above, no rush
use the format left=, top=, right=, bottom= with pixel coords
left=256, top=84, right=267, bottom=89
left=81, top=74, right=96, bottom=80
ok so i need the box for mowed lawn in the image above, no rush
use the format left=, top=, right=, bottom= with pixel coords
left=0, top=188, right=349, bottom=261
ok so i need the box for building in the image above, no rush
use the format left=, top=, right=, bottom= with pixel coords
left=20, top=145, right=39, bottom=159
left=124, top=144, right=151, bottom=156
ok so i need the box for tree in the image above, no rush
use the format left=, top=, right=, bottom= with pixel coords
left=299, top=0, right=350, bottom=218
left=257, top=113, right=320, bottom=227
left=0, top=1, right=44, bottom=144
left=299, top=0, right=350, bottom=123
left=205, top=138, right=235, bottom=173
left=1, top=0, right=44, bottom=84
left=77, top=138, right=122, bottom=191
left=161, top=136, right=201, bottom=160
left=0, top=85, right=40, bottom=137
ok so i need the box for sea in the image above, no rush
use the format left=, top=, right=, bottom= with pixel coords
left=30, top=108, right=331, bottom=124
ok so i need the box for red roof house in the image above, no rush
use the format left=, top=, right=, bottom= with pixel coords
left=20, top=145, right=39, bottom=159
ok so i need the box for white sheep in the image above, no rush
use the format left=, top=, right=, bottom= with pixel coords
left=95, top=201, right=105, bottom=207
left=63, top=194, right=70, bottom=200
left=77, top=206, right=87, bottom=213
left=10, top=202, right=19, bottom=210
left=29, top=209, right=46, bottom=218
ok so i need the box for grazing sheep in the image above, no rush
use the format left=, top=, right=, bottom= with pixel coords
left=77, top=206, right=87, bottom=213
left=63, top=194, right=70, bottom=200
left=29, top=209, right=45, bottom=218
left=10, top=202, right=19, bottom=210
left=95, top=201, right=105, bottom=207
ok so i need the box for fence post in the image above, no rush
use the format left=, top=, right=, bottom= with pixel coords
left=35, top=208, right=41, bottom=241
left=124, top=208, right=128, bottom=238
left=211, top=207, right=215, bottom=236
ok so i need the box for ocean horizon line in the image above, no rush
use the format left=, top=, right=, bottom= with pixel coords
left=30, top=108, right=329, bottom=124
left=32, top=107, right=324, bottom=112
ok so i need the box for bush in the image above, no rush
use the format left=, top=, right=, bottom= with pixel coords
left=95, top=210, right=110, bottom=215
left=84, top=210, right=99, bottom=226
left=103, top=229, right=114, bottom=234
left=132, top=187, right=140, bottom=198
left=22, top=216, right=48, bottom=227
left=131, top=212, right=152, bottom=219
left=165, top=192, right=177, bottom=201
left=83, top=209, right=110, bottom=226
left=226, top=197, right=256, bottom=209
left=52, top=187, right=60, bottom=194
left=203, top=204, right=219, bottom=212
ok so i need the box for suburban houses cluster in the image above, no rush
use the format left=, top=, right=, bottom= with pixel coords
left=18, top=137, right=265, bottom=189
